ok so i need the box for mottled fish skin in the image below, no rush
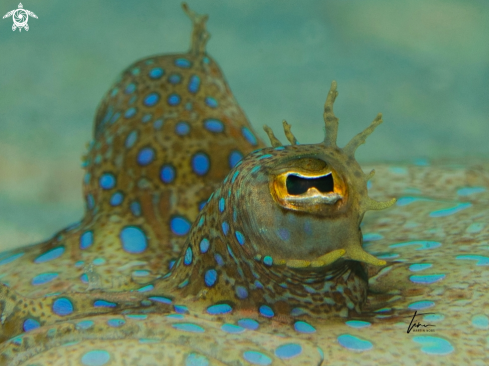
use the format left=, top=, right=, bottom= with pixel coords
left=0, top=4, right=264, bottom=297
left=0, top=4, right=406, bottom=366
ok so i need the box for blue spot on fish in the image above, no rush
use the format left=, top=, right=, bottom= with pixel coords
left=148, top=67, right=164, bottom=79
left=94, top=300, right=117, bottom=308
left=160, top=164, right=175, bottom=183
left=259, top=305, right=274, bottom=318
left=52, top=298, right=74, bottom=316
left=242, top=127, right=258, bottom=146
left=81, top=350, right=111, bottom=366
left=238, top=318, right=259, bottom=330
left=175, top=121, right=190, bottom=135
left=34, top=247, right=64, bottom=263
left=409, top=301, right=435, bottom=310
left=275, top=343, right=302, bottom=359
left=32, top=272, right=58, bottom=286
left=207, top=303, right=232, bottom=315
left=143, top=92, right=159, bottom=107
left=205, top=269, right=217, bottom=287
left=192, top=152, right=210, bottom=175
left=124, top=107, right=137, bottom=119
left=221, top=323, right=245, bottom=334
left=204, top=119, right=224, bottom=133
left=205, top=97, right=218, bottom=108
left=242, top=351, right=272, bottom=365
left=120, top=226, right=147, bottom=254
left=188, top=75, right=200, bottom=93
left=410, top=274, right=445, bottom=284
left=235, top=231, right=245, bottom=245
left=294, top=321, right=316, bottom=333
left=137, top=147, right=155, bottom=165
left=184, top=247, right=193, bottom=265
left=110, top=192, right=124, bottom=206
left=200, top=238, right=210, bottom=253
left=456, top=255, right=489, bottom=266
left=412, top=336, right=454, bottom=355
left=229, top=150, right=243, bottom=168
left=389, top=241, right=441, bottom=251
left=99, top=173, right=116, bottom=190
left=175, top=58, right=191, bottom=68
left=429, top=202, right=472, bottom=217
left=23, top=318, right=40, bottom=332
left=170, top=216, right=191, bottom=236
left=337, top=334, right=373, bottom=351
left=168, top=93, right=181, bottom=106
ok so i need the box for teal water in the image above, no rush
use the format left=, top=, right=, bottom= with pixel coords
left=0, top=0, right=488, bottom=249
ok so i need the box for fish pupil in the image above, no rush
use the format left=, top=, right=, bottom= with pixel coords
left=286, top=174, right=334, bottom=195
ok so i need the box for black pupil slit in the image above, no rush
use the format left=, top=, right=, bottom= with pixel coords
left=286, top=174, right=334, bottom=195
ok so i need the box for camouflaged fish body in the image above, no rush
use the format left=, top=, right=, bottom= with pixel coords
left=0, top=4, right=404, bottom=366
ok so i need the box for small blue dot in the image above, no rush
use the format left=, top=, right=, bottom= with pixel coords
left=221, top=323, right=245, bottom=334
left=185, top=353, right=209, bottom=366
left=160, top=165, right=175, bottom=183
left=222, top=222, right=229, bottom=235
left=200, top=238, right=210, bottom=253
left=149, top=296, right=172, bottom=305
left=52, top=298, right=74, bottom=316
left=242, top=127, right=258, bottom=146
left=80, top=231, right=94, bottom=250
left=175, top=121, right=190, bottom=135
left=236, top=286, right=248, bottom=299
left=81, top=350, right=111, bottom=366
left=172, top=323, right=204, bottom=333
left=192, top=152, right=210, bottom=175
left=238, top=318, right=259, bottom=330
left=263, top=256, right=273, bottom=266
left=188, top=75, right=200, bottom=93
left=125, top=130, right=138, bottom=148
left=204, top=119, right=224, bottom=133
left=120, top=226, right=148, bottom=254
left=110, top=191, right=124, bottom=206
left=231, top=170, right=240, bottom=184
left=153, top=119, right=163, bottom=129
left=184, top=247, right=193, bottom=265
left=294, top=321, right=316, bottom=333
left=124, top=107, right=137, bottom=119
left=205, top=269, right=218, bottom=287
left=130, top=201, right=141, bottom=216
left=144, top=93, right=160, bottom=107
left=207, top=303, right=232, bottom=315
left=32, top=272, right=58, bottom=285
left=125, top=83, right=136, bottom=94
left=94, top=300, right=117, bottom=308
left=242, top=351, right=272, bottom=365
left=23, top=318, right=40, bottom=332
left=168, top=93, right=181, bottom=106
left=235, top=231, right=245, bottom=245
left=215, top=253, right=224, bottom=266
left=275, top=343, right=302, bottom=359
left=219, top=197, right=225, bottom=212
left=205, top=97, right=218, bottom=108
left=170, top=216, right=191, bottom=236
left=259, top=305, right=274, bottom=318
left=99, top=173, right=116, bottom=190
left=142, top=113, right=152, bottom=123
left=337, top=334, right=373, bottom=351
left=107, top=318, right=125, bottom=327
left=76, top=320, right=94, bottom=330
left=175, top=58, right=191, bottom=68
left=34, top=247, right=65, bottom=263
left=148, top=67, right=164, bottom=79
left=110, top=112, right=121, bottom=124
left=168, top=74, right=181, bottom=84
left=137, top=147, right=155, bottom=166
left=228, top=152, right=243, bottom=169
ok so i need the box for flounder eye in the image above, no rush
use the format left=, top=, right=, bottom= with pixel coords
left=269, top=158, right=347, bottom=213
left=286, top=174, right=333, bottom=195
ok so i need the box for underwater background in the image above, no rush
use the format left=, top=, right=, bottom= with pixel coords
left=0, top=0, right=488, bottom=251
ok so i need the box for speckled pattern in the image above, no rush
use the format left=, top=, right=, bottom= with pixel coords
left=1, top=4, right=488, bottom=366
